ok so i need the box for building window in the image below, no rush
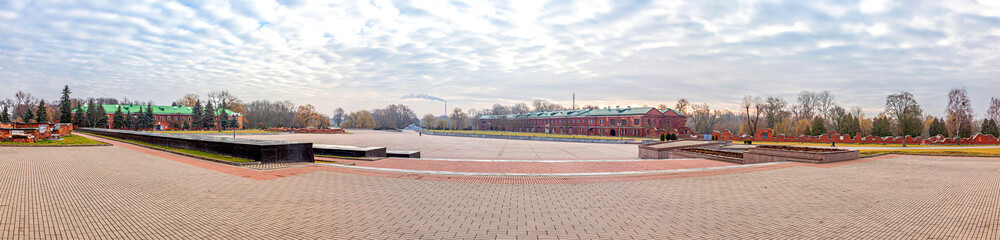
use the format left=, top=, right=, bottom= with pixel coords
left=610, top=119, right=616, bottom=125
left=634, top=119, right=640, bottom=125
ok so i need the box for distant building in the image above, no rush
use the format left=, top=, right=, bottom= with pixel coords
left=478, top=107, right=689, bottom=137
left=80, top=104, right=243, bottom=130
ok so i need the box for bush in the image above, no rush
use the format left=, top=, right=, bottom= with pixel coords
left=660, top=134, right=666, bottom=141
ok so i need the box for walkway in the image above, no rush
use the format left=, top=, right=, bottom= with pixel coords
left=3, top=139, right=999, bottom=238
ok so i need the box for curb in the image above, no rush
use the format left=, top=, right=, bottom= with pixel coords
left=0, top=143, right=112, bottom=147
left=318, top=161, right=788, bottom=177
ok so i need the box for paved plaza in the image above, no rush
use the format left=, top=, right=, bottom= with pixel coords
left=3, top=138, right=1000, bottom=239
left=238, top=129, right=639, bottom=160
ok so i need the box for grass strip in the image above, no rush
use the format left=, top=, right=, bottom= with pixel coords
left=0, top=134, right=109, bottom=146
left=91, top=134, right=255, bottom=163
left=859, top=148, right=1000, bottom=158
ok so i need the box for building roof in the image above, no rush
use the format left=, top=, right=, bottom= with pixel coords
left=81, top=104, right=241, bottom=116
left=479, top=107, right=683, bottom=120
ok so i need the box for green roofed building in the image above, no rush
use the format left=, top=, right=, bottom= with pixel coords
left=79, top=104, right=242, bottom=130
left=477, top=106, right=689, bottom=137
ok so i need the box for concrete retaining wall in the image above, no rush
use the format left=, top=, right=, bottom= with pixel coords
left=79, top=128, right=314, bottom=163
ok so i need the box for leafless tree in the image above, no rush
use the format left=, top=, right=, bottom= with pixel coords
left=532, top=100, right=565, bottom=112
left=742, top=96, right=764, bottom=135
left=511, top=103, right=531, bottom=114
left=372, top=104, right=419, bottom=129
left=796, top=91, right=816, bottom=120
left=945, top=88, right=974, bottom=137
left=986, top=97, right=1000, bottom=127
left=815, top=91, right=836, bottom=122
left=674, top=98, right=690, bottom=115
left=762, top=96, right=788, bottom=129
left=689, top=103, right=718, bottom=134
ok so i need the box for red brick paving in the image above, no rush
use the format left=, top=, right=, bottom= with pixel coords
left=4, top=140, right=1000, bottom=238
left=80, top=133, right=901, bottom=184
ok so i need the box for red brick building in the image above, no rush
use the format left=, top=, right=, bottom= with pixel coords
left=478, top=107, right=689, bottom=137
left=80, top=104, right=243, bottom=130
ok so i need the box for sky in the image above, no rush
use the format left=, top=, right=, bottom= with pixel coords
left=1, top=0, right=999, bottom=118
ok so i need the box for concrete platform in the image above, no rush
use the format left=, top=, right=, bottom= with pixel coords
left=313, top=144, right=387, bottom=158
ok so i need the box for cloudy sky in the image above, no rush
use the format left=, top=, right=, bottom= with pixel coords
left=1, top=0, right=999, bottom=117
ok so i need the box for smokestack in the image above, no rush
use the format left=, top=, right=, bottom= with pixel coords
left=572, top=93, right=575, bottom=110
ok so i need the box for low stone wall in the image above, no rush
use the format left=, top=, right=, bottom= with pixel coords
left=637, top=140, right=731, bottom=159
left=79, top=128, right=314, bottom=163
left=744, top=146, right=859, bottom=164
left=416, top=130, right=632, bottom=144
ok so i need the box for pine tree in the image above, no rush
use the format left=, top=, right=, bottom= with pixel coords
left=191, top=101, right=203, bottom=130
left=112, top=106, right=125, bottom=129
left=144, top=104, right=155, bottom=129
left=982, top=119, right=1000, bottom=137
left=1, top=105, right=9, bottom=122
left=23, top=108, right=35, bottom=123
left=59, top=85, right=73, bottom=123
left=72, top=105, right=85, bottom=127
left=35, top=100, right=48, bottom=123
left=872, top=116, right=892, bottom=137
left=203, top=101, right=216, bottom=130
left=928, top=118, right=947, bottom=137
left=810, top=117, right=826, bottom=136
left=84, top=100, right=97, bottom=127
left=93, top=103, right=108, bottom=128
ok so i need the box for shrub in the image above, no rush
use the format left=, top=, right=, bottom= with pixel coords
left=660, top=134, right=666, bottom=141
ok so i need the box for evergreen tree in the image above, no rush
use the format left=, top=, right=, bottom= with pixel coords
left=144, top=104, right=155, bottom=129
left=928, top=118, right=948, bottom=137
left=35, top=100, right=48, bottom=123
left=84, top=100, right=97, bottom=127
left=59, top=85, right=73, bottom=123
left=112, top=106, right=125, bottom=129
left=182, top=120, right=191, bottom=130
left=872, top=116, right=892, bottom=137
left=23, top=108, right=34, bottom=123
left=203, top=101, right=216, bottom=130
left=191, top=101, right=203, bottom=130
left=72, top=105, right=84, bottom=127
left=810, top=117, right=827, bottom=135
left=93, top=103, right=108, bottom=128
left=982, top=119, right=1000, bottom=137
left=1, top=105, right=9, bottom=122
left=958, top=120, right=973, bottom=138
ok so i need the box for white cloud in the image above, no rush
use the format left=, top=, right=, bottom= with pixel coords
left=859, top=0, right=892, bottom=14
left=0, top=0, right=999, bottom=118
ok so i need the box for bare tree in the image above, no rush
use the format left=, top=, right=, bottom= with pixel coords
left=795, top=91, right=816, bottom=119
left=511, top=103, right=531, bottom=114
left=674, top=98, right=690, bottom=115
left=988, top=97, right=1000, bottom=126
left=815, top=91, right=836, bottom=123
left=945, top=88, right=974, bottom=137
left=689, top=103, right=718, bottom=134
left=532, top=100, right=565, bottom=112
left=762, top=96, right=788, bottom=129
left=742, top=96, right=764, bottom=135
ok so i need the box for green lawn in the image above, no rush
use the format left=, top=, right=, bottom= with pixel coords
left=736, top=141, right=942, bottom=148
left=90, top=135, right=254, bottom=163
left=150, top=129, right=279, bottom=134
left=0, top=134, right=108, bottom=146
left=425, top=130, right=648, bottom=140
left=860, top=148, right=1000, bottom=157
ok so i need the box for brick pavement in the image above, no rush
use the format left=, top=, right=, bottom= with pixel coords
left=238, top=129, right=639, bottom=160
left=3, top=145, right=1000, bottom=238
